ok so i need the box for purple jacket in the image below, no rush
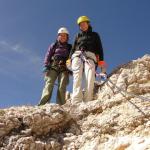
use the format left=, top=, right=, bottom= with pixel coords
left=44, top=41, right=72, bottom=69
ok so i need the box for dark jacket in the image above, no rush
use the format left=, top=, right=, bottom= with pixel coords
left=70, top=26, right=104, bottom=61
left=43, top=41, right=72, bottom=72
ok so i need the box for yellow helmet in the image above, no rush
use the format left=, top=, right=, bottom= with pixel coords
left=77, top=16, right=90, bottom=25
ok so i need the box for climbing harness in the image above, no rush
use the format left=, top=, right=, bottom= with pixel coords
left=68, top=49, right=97, bottom=73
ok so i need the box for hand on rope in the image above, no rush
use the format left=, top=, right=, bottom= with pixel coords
left=96, top=55, right=107, bottom=73
left=98, top=61, right=107, bottom=74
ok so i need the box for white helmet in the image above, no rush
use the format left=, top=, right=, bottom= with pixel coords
left=57, top=27, right=69, bottom=35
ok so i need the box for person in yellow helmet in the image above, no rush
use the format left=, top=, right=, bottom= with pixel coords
left=67, top=16, right=107, bottom=104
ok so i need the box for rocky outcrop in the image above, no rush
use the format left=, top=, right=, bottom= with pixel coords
left=0, top=55, right=150, bottom=150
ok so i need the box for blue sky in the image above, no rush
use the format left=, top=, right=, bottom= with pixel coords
left=0, top=0, right=150, bottom=108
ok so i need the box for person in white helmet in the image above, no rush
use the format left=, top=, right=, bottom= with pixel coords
left=38, top=27, right=72, bottom=105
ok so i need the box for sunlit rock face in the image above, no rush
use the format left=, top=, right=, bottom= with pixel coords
left=0, top=55, right=150, bottom=150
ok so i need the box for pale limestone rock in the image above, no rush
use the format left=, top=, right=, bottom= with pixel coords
left=0, top=55, right=150, bottom=150
left=99, top=136, right=150, bottom=150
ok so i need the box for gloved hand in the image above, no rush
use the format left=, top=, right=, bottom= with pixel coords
left=66, top=59, right=71, bottom=66
left=98, top=61, right=107, bottom=74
